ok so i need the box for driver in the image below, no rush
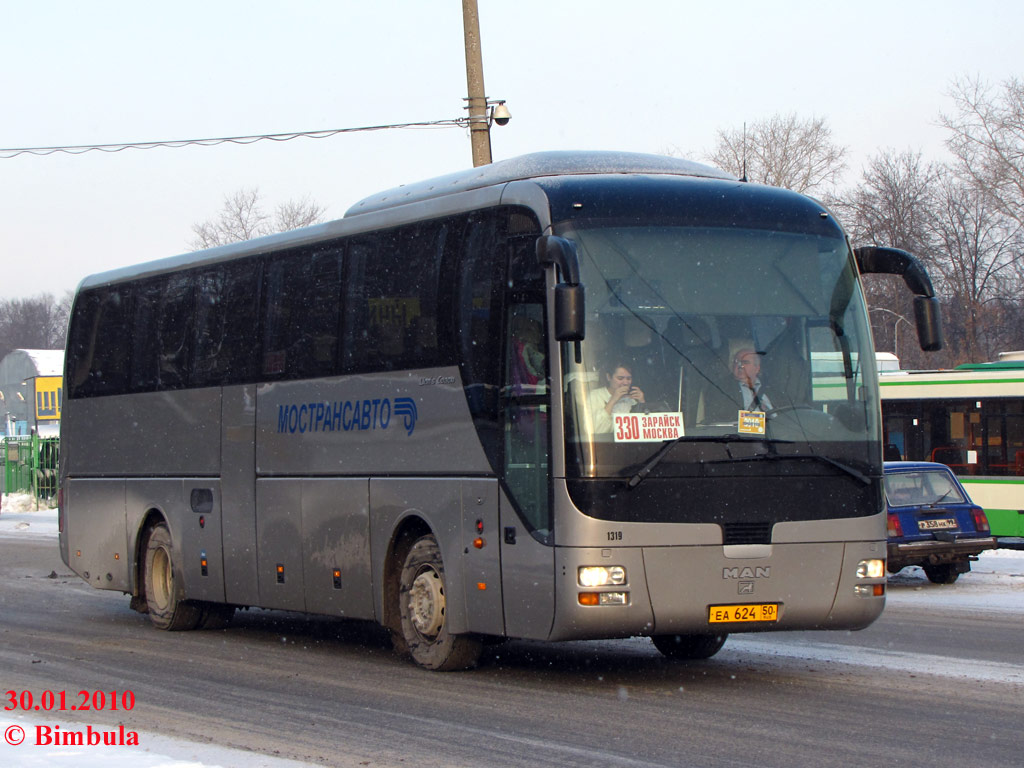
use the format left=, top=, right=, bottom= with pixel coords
left=732, top=347, right=773, bottom=412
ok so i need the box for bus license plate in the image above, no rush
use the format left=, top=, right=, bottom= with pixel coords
left=918, top=518, right=958, bottom=530
left=708, top=603, right=779, bottom=624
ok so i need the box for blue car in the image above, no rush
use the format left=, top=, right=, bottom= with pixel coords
left=883, top=461, right=998, bottom=584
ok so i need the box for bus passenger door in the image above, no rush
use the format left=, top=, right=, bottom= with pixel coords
left=500, top=300, right=555, bottom=640
left=453, top=209, right=554, bottom=640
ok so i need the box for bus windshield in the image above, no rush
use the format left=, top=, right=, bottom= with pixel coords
left=560, top=222, right=881, bottom=480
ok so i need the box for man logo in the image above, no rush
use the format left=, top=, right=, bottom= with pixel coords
left=393, top=397, right=418, bottom=436
left=723, top=566, right=771, bottom=580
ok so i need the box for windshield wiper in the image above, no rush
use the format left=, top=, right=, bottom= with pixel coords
left=710, top=450, right=871, bottom=485
left=926, top=488, right=955, bottom=506
left=626, top=434, right=794, bottom=489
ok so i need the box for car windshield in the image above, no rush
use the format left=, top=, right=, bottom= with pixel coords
left=559, top=222, right=881, bottom=479
left=884, top=469, right=967, bottom=506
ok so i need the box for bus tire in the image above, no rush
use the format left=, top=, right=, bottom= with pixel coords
left=652, top=633, right=728, bottom=660
left=398, top=534, right=482, bottom=671
left=143, top=523, right=204, bottom=631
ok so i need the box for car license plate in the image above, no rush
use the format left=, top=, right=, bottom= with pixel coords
left=708, top=603, right=779, bottom=624
left=917, top=518, right=958, bottom=531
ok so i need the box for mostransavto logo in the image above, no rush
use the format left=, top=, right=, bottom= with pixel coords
left=277, top=396, right=419, bottom=437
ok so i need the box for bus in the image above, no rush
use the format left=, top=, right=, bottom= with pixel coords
left=880, top=358, right=1024, bottom=547
left=59, top=151, right=943, bottom=670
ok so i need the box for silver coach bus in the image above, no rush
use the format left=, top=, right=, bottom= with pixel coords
left=59, top=152, right=943, bottom=670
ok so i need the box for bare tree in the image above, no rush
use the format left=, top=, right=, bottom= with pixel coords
left=927, top=173, right=1024, bottom=364
left=190, top=188, right=327, bottom=250
left=706, top=113, right=848, bottom=194
left=941, top=77, right=1024, bottom=226
left=832, top=150, right=942, bottom=367
left=832, top=150, right=938, bottom=253
left=273, top=195, right=328, bottom=234
left=0, top=292, right=72, bottom=360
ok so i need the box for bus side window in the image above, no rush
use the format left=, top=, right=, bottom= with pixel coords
left=261, top=245, right=344, bottom=379
left=67, top=285, right=131, bottom=398
left=456, top=213, right=503, bottom=469
left=305, top=246, right=345, bottom=376
left=131, top=273, right=193, bottom=392
left=192, top=260, right=260, bottom=386
left=502, top=217, right=551, bottom=538
left=261, top=251, right=308, bottom=377
left=345, top=224, right=446, bottom=373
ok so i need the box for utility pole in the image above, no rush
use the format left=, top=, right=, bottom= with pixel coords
left=462, top=0, right=491, bottom=167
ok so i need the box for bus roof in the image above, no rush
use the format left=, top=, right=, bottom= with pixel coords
left=75, top=152, right=747, bottom=293
left=344, top=151, right=735, bottom=217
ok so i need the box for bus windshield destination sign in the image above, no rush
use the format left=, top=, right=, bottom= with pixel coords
left=613, top=412, right=683, bottom=443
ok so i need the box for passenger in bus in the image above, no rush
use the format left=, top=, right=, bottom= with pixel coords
left=510, top=315, right=545, bottom=395
left=589, top=361, right=646, bottom=433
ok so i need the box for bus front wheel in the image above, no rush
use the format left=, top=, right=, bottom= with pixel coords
left=398, top=534, right=482, bottom=671
left=652, top=633, right=728, bottom=660
left=142, top=523, right=204, bottom=631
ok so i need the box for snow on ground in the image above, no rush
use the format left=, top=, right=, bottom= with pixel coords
left=0, top=717, right=315, bottom=768
left=886, top=547, right=1024, bottom=613
left=0, top=493, right=59, bottom=539
left=2, top=492, right=1021, bottom=765
left=730, top=547, right=1024, bottom=684
left=0, top=495, right=320, bottom=767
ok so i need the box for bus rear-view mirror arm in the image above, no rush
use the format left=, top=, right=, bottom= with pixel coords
left=854, top=245, right=944, bottom=352
left=537, top=235, right=585, bottom=343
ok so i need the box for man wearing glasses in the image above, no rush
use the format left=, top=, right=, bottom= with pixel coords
left=732, top=347, right=773, bottom=412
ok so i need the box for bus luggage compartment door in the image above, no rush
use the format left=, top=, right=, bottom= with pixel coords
left=64, top=478, right=129, bottom=592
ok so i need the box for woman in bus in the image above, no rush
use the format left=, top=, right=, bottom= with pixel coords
left=589, top=361, right=646, bottom=433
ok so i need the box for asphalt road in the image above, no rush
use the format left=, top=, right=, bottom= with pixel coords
left=0, top=536, right=1019, bottom=768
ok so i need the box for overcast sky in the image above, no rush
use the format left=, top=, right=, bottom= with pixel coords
left=2, top=0, right=1021, bottom=300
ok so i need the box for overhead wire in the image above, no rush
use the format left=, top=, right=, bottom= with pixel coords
left=0, top=118, right=475, bottom=159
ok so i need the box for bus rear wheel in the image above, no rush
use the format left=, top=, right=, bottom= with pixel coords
left=143, top=523, right=204, bottom=631
left=652, top=633, right=728, bottom=660
left=398, top=534, right=482, bottom=671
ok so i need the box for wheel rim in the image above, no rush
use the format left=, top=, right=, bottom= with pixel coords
left=408, top=566, right=445, bottom=638
left=151, top=546, right=172, bottom=610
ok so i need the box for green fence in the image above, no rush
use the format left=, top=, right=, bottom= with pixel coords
left=2, top=435, right=59, bottom=506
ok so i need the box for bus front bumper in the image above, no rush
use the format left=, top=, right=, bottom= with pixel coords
left=548, top=541, right=886, bottom=641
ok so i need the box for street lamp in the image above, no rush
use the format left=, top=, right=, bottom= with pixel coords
left=870, top=307, right=911, bottom=358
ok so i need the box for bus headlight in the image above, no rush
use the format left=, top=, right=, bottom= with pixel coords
left=856, top=559, right=885, bottom=579
left=578, top=566, right=627, bottom=587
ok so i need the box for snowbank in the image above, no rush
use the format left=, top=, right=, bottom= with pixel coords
left=0, top=494, right=59, bottom=539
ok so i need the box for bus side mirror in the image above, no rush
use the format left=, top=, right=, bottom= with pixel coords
left=554, top=284, right=585, bottom=342
left=854, top=245, right=944, bottom=351
left=913, top=296, right=943, bottom=352
left=537, top=235, right=585, bottom=341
